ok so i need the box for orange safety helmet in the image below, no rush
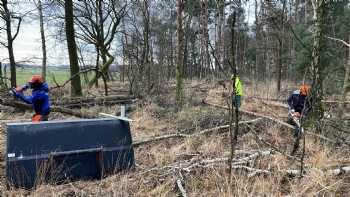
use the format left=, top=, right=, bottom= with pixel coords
left=300, top=84, right=310, bottom=96
left=28, top=75, right=43, bottom=84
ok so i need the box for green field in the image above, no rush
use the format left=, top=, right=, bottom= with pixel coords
left=6, top=67, right=116, bottom=88
left=8, top=67, right=70, bottom=86
left=4, top=67, right=72, bottom=87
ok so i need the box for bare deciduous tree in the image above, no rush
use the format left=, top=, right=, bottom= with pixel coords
left=64, top=0, right=82, bottom=96
left=0, top=0, right=22, bottom=87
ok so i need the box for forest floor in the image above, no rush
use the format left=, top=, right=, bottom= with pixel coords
left=0, top=79, right=349, bottom=196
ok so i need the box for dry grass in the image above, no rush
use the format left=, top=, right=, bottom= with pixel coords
left=0, top=79, right=349, bottom=196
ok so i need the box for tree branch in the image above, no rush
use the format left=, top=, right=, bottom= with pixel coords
left=326, top=36, right=350, bottom=47
left=11, top=15, right=22, bottom=41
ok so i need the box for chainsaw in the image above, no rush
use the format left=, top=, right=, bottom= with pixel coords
left=8, top=84, right=30, bottom=96
left=289, top=110, right=304, bottom=137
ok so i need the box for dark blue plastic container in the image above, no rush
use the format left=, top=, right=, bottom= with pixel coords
left=6, top=118, right=135, bottom=189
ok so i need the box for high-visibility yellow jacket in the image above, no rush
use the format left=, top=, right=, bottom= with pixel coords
left=231, top=75, right=243, bottom=96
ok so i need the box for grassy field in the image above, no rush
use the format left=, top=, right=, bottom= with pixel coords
left=6, top=67, right=70, bottom=86
left=8, top=67, right=112, bottom=88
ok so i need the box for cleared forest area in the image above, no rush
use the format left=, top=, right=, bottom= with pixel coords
left=0, top=0, right=350, bottom=196
left=0, top=80, right=349, bottom=196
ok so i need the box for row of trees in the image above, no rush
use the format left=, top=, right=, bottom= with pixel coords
left=0, top=0, right=349, bottom=111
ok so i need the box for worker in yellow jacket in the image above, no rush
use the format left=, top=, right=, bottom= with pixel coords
left=231, top=74, right=243, bottom=110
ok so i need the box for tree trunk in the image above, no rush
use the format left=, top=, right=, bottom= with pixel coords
left=2, top=0, right=17, bottom=87
left=38, top=0, right=47, bottom=82
left=142, top=0, right=151, bottom=92
left=199, top=0, right=209, bottom=79
left=95, top=45, right=100, bottom=87
left=175, top=0, right=184, bottom=110
left=216, top=0, right=225, bottom=72
left=294, top=0, right=300, bottom=23
left=0, top=62, right=3, bottom=86
left=277, top=0, right=287, bottom=94
left=121, top=16, right=127, bottom=83
left=338, top=35, right=350, bottom=118
left=308, top=0, right=328, bottom=130
left=228, top=10, right=238, bottom=183
left=64, top=0, right=83, bottom=96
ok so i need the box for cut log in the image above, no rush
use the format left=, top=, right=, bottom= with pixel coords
left=139, top=150, right=273, bottom=175
left=51, top=106, right=95, bottom=118
left=143, top=151, right=350, bottom=178
left=58, top=100, right=134, bottom=108
left=239, top=165, right=350, bottom=177
left=52, top=95, right=135, bottom=107
left=0, top=99, right=96, bottom=118
left=176, top=179, right=188, bottom=197
left=246, top=96, right=350, bottom=105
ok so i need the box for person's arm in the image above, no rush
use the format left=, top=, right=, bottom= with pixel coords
left=15, top=84, right=30, bottom=92
left=287, top=95, right=294, bottom=112
left=14, top=92, right=33, bottom=104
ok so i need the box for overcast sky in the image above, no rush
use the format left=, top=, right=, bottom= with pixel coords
left=0, top=1, right=70, bottom=66
left=0, top=20, right=70, bottom=66
left=0, top=1, right=255, bottom=67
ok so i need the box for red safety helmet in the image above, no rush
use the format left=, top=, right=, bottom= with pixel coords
left=28, top=75, right=43, bottom=84
left=300, top=84, right=310, bottom=96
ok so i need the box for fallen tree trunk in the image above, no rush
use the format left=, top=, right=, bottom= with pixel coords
left=133, top=118, right=262, bottom=147
left=175, top=179, right=188, bottom=197
left=51, top=106, right=95, bottom=118
left=56, top=99, right=134, bottom=108
left=139, top=150, right=273, bottom=176
left=0, top=99, right=96, bottom=118
left=202, top=100, right=293, bottom=129
left=234, top=164, right=350, bottom=177
left=141, top=149, right=350, bottom=179
left=203, top=101, right=340, bottom=145
left=53, top=95, right=135, bottom=106
left=246, top=96, right=350, bottom=105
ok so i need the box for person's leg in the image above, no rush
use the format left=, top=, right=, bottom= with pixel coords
left=40, top=115, right=49, bottom=121
left=235, top=95, right=241, bottom=110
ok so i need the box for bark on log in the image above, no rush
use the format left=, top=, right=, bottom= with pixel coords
left=53, top=95, right=134, bottom=106
left=139, top=150, right=273, bottom=175
left=56, top=100, right=134, bottom=108
left=0, top=99, right=95, bottom=118
left=246, top=96, right=350, bottom=105
left=237, top=165, right=350, bottom=177
left=142, top=150, right=350, bottom=178
left=176, top=179, right=188, bottom=197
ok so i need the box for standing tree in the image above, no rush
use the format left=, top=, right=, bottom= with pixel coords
left=140, top=0, right=151, bottom=92
left=339, top=36, right=350, bottom=118
left=307, top=0, right=329, bottom=129
left=36, top=0, right=47, bottom=82
left=64, top=0, right=82, bottom=96
left=216, top=0, right=225, bottom=72
left=199, top=0, right=209, bottom=78
left=175, top=0, right=184, bottom=110
left=73, top=0, right=127, bottom=88
left=228, top=8, right=238, bottom=184
left=0, top=0, right=22, bottom=88
left=327, top=36, right=350, bottom=118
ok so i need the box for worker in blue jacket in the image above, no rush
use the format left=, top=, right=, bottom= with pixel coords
left=287, top=84, right=310, bottom=118
left=11, top=75, right=50, bottom=122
